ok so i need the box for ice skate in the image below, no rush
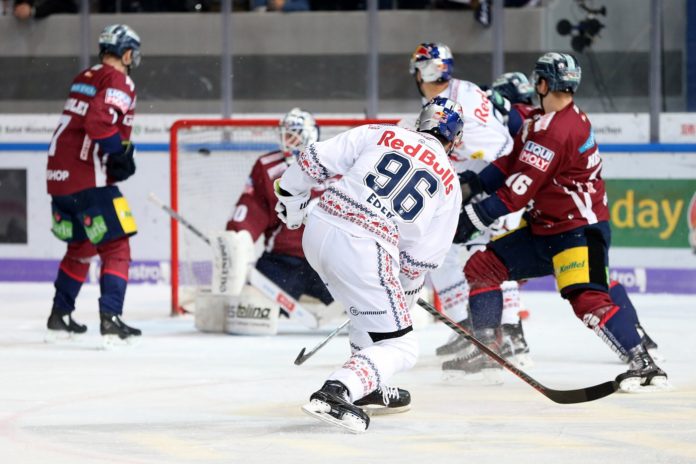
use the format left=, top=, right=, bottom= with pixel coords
left=45, top=309, right=87, bottom=343
left=500, top=318, right=533, bottom=368
left=353, top=386, right=411, bottom=416
left=442, top=329, right=503, bottom=385
left=435, top=318, right=472, bottom=359
left=636, top=323, right=663, bottom=362
left=100, top=312, right=141, bottom=349
left=616, top=345, right=671, bottom=393
left=301, top=380, right=370, bottom=433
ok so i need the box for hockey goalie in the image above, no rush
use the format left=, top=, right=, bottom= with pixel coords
left=195, top=108, right=344, bottom=335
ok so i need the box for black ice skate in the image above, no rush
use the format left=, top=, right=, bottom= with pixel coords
left=45, top=309, right=87, bottom=342
left=616, top=344, right=670, bottom=393
left=442, top=328, right=503, bottom=385
left=500, top=318, right=533, bottom=368
left=353, top=386, right=411, bottom=416
left=636, top=323, right=662, bottom=362
left=301, top=380, right=370, bottom=433
left=100, top=312, right=141, bottom=348
left=435, top=318, right=472, bottom=358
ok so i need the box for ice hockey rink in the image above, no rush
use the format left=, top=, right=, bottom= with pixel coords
left=0, top=283, right=694, bottom=464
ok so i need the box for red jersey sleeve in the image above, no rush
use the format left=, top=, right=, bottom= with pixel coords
left=84, top=70, right=135, bottom=141
left=225, top=159, right=276, bottom=240
left=495, top=127, right=565, bottom=212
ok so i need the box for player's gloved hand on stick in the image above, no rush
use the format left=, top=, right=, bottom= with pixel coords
left=106, top=141, right=136, bottom=181
left=459, top=170, right=484, bottom=206
left=453, top=203, right=495, bottom=244
left=274, top=179, right=311, bottom=230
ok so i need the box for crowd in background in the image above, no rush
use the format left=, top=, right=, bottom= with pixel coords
left=2, top=0, right=538, bottom=18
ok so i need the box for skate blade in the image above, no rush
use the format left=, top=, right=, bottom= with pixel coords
left=44, top=329, right=84, bottom=344
left=358, top=404, right=411, bottom=416
left=506, top=353, right=534, bottom=369
left=301, top=400, right=367, bottom=433
left=101, top=334, right=141, bottom=350
left=619, top=376, right=673, bottom=393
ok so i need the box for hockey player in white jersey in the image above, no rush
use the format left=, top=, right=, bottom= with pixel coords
left=409, top=42, right=531, bottom=374
left=275, top=97, right=464, bottom=433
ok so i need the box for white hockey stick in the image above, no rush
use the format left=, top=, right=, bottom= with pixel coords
left=149, top=193, right=319, bottom=329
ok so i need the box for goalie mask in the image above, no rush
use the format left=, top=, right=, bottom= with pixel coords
left=409, top=42, right=454, bottom=84
left=416, top=96, right=464, bottom=154
left=279, top=108, right=319, bottom=161
left=99, top=24, right=142, bottom=69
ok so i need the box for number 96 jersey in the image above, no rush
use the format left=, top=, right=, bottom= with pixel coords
left=283, top=124, right=462, bottom=273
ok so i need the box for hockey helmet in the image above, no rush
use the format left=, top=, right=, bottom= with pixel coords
left=409, top=43, right=454, bottom=83
left=492, top=72, right=535, bottom=105
left=99, top=24, right=142, bottom=68
left=279, top=108, right=319, bottom=160
left=416, top=96, right=464, bottom=152
left=531, top=52, right=581, bottom=94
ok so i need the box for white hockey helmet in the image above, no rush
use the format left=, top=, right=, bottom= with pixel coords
left=279, top=108, right=319, bottom=160
left=409, top=42, right=454, bottom=83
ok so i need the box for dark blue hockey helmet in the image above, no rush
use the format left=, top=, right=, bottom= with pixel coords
left=99, top=24, right=142, bottom=68
left=492, top=71, right=535, bottom=104
left=531, top=52, right=581, bottom=94
left=416, top=96, right=464, bottom=152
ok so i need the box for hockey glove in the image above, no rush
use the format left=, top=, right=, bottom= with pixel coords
left=106, top=141, right=136, bottom=182
left=274, top=179, right=311, bottom=230
left=453, top=203, right=495, bottom=244
left=459, top=170, right=484, bottom=206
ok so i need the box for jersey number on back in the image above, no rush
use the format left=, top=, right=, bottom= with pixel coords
left=364, top=152, right=438, bottom=221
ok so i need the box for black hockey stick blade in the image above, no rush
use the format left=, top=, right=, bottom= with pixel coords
left=294, top=348, right=308, bottom=366
left=417, top=298, right=619, bottom=404
left=294, top=318, right=350, bottom=366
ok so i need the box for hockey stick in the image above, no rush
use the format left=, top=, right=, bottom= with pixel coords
left=417, top=298, right=619, bottom=404
left=294, top=318, right=350, bottom=366
left=149, top=193, right=319, bottom=329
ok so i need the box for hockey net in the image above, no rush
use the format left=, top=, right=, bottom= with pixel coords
left=169, top=118, right=399, bottom=315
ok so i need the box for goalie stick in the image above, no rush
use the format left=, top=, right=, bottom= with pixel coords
left=294, top=318, right=350, bottom=365
left=417, top=298, right=619, bottom=404
left=149, top=193, right=319, bottom=329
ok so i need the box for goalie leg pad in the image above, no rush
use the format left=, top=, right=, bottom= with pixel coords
left=211, top=230, right=255, bottom=296
left=225, top=285, right=279, bottom=335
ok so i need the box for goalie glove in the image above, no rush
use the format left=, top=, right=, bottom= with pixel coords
left=274, top=179, right=311, bottom=230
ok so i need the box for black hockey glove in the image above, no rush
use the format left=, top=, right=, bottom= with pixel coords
left=106, top=141, right=136, bottom=182
left=459, top=170, right=484, bottom=206
left=453, top=203, right=495, bottom=244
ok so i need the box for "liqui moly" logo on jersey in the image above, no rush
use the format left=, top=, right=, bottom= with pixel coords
left=520, top=140, right=555, bottom=172
left=376, top=130, right=456, bottom=194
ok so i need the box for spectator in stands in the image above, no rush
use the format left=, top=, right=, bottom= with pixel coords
left=98, top=0, right=214, bottom=12
left=252, top=0, right=309, bottom=11
left=12, top=0, right=77, bottom=20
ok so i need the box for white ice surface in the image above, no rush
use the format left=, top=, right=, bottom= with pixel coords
left=1, top=283, right=695, bottom=464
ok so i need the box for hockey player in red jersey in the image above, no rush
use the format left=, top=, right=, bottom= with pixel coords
left=225, top=108, right=334, bottom=310
left=454, top=52, right=669, bottom=392
left=46, top=24, right=142, bottom=345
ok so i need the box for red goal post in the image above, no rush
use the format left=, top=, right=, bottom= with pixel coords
left=168, top=117, right=399, bottom=315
